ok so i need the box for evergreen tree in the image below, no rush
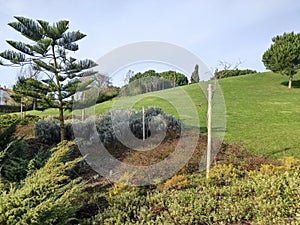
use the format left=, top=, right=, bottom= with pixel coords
left=262, top=32, right=300, bottom=88
left=0, top=16, right=97, bottom=140
left=191, top=64, right=200, bottom=83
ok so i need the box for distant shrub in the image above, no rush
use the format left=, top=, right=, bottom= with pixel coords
left=0, top=105, right=21, bottom=113
left=129, top=69, right=188, bottom=87
left=0, top=114, right=39, bottom=128
left=19, top=114, right=40, bottom=125
left=96, top=86, right=119, bottom=104
left=215, top=69, right=257, bottom=79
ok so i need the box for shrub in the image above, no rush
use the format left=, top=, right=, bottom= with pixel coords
left=35, top=118, right=61, bottom=144
left=36, top=107, right=181, bottom=147
left=0, top=114, right=39, bottom=128
left=208, top=163, right=239, bottom=185
left=85, top=165, right=300, bottom=225
left=0, top=121, right=18, bottom=147
left=215, top=69, right=257, bottom=79
left=0, top=139, right=30, bottom=182
left=0, top=114, right=19, bottom=128
left=0, top=123, right=34, bottom=183
left=19, top=114, right=40, bottom=125
left=164, top=175, right=188, bottom=190
left=0, top=105, right=21, bottom=114
left=0, top=141, right=85, bottom=225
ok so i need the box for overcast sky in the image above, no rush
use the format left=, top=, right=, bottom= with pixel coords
left=0, top=0, right=300, bottom=87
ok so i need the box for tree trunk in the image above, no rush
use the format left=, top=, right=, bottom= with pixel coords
left=33, top=99, right=36, bottom=110
left=52, top=45, right=65, bottom=141
left=59, top=105, right=65, bottom=141
left=288, top=73, right=293, bottom=89
left=20, top=96, right=23, bottom=120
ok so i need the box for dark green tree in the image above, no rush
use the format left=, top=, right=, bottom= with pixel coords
left=0, top=16, right=97, bottom=140
left=159, top=70, right=188, bottom=86
left=129, top=69, right=188, bottom=86
left=12, top=76, right=50, bottom=111
left=262, top=32, right=300, bottom=88
left=191, top=64, right=199, bottom=83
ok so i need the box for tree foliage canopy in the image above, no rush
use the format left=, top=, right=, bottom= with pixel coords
left=262, top=32, right=300, bottom=88
left=0, top=16, right=97, bottom=140
left=129, top=69, right=188, bottom=86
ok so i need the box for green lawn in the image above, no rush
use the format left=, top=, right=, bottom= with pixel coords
left=23, top=72, right=300, bottom=158
left=219, top=72, right=300, bottom=157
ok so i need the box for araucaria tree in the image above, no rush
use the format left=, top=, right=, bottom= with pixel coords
left=191, top=64, right=200, bottom=83
left=262, top=32, right=300, bottom=88
left=0, top=16, right=97, bottom=140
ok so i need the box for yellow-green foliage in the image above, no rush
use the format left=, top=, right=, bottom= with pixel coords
left=164, top=175, right=188, bottom=190
left=247, top=156, right=300, bottom=177
left=281, top=156, right=300, bottom=169
left=0, top=141, right=85, bottom=225
left=259, top=164, right=285, bottom=175
left=109, top=182, right=129, bottom=198
left=108, top=172, right=136, bottom=198
left=208, top=163, right=238, bottom=185
left=89, top=164, right=300, bottom=225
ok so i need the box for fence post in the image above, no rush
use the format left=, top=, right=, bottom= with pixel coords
left=206, top=84, right=213, bottom=179
left=142, top=106, right=145, bottom=141
left=20, top=96, right=23, bottom=120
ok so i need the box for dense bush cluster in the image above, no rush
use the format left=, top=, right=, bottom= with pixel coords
left=215, top=69, right=257, bottom=79
left=35, top=107, right=181, bottom=147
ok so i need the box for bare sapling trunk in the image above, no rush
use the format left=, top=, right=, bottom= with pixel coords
left=288, top=72, right=293, bottom=89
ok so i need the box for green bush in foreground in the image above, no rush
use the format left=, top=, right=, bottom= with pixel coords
left=82, top=162, right=300, bottom=225
left=0, top=141, right=85, bottom=225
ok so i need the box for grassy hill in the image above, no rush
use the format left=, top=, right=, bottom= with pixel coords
left=24, top=72, right=300, bottom=158
left=219, top=72, right=300, bottom=157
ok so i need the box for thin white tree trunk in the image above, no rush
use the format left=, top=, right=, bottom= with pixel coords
left=288, top=74, right=293, bottom=88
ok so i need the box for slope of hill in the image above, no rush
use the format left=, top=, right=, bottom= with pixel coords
left=22, top=72, right=300, bottom=158
left=219, top=72, right=300, bottom=157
